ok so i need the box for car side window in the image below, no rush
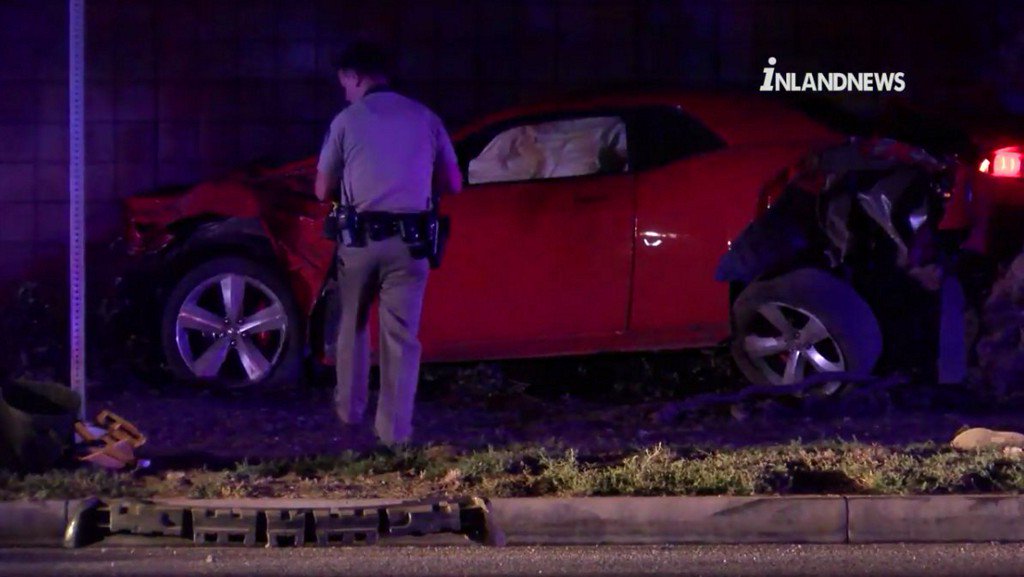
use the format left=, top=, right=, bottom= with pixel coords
left=464, top=115, right=629, bottom=185
left=629, top=106, right=725, bottom=170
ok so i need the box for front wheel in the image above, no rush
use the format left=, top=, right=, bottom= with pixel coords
left=160, top=256, right=303, bottom=390
left=731, top=269, right=883, bottom=391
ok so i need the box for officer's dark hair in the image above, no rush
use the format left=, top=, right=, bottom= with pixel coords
left=333, top=41, right=391, bottom=78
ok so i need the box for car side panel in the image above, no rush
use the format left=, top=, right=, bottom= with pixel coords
left=257, top=192, right=336, bottom=317
left=629, top=144, right=825, bottom=345
left=418, top=172, right=635, bottom=354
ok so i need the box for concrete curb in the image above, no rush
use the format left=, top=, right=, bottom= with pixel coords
left=847, top=496, right=1024, bottom=543
left=489, top=496, right=847, bottom=544
left=4, top=495, right=1024, bottom=547
left=0, top=500, right=67, bottom=546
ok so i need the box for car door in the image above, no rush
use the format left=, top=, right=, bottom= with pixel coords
left=419, top=110, right=636, bottom=359
left=628, top=105, right=732, bottom=345
left=629, top=104, right=814, bottom=346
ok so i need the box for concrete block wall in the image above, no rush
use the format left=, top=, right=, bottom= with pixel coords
left=0, top=0, right=1016, bottom=306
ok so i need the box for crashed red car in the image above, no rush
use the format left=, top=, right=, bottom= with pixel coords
left=115, top=91, right=1024, bottom=390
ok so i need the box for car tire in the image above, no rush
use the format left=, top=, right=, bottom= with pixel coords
left=975, top=250, right=1024, bottom=397
left=731, top=268, right=883, bottom=389
left=160, top=256, right=303, bottom=390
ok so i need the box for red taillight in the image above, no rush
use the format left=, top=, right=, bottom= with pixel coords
left=980, top=146, right=1023, bottom=178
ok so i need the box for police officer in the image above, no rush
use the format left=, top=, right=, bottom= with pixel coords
left=315, top=41, right=462, bottom=445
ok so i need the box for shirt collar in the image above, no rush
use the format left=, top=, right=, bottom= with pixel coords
left=365, top=84, right=394, bottom=97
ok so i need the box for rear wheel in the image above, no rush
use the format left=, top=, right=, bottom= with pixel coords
left=731, top=269, right=883, bottom=391
left=160, top=257, right=303, bottom=390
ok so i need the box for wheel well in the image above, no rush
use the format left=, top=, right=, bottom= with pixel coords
left=162, top=217, right=282, bottom=285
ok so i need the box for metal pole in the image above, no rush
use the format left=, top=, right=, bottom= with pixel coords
left=69, top=0, right=86, bottom=419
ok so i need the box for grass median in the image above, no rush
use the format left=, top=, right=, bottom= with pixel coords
left=4, top=441, right=1024, bottom=501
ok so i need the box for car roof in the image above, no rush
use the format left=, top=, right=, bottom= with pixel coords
left=452, top=90, right=840, bottom=146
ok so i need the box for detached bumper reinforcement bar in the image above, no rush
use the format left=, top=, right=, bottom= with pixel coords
left=64, top=497, right=504, bottom=548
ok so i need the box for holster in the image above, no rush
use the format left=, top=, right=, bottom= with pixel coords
left=428, top=215, right=450, bottom=270
left=400, top=212, right=449, bottom=269
left=323, top=204, right=367, bottom=247
left=322, top=204, right=340, bottom=240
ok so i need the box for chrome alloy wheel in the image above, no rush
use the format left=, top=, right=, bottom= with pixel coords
left=741, top=301, right=846, bottom=385
left=175, top=273, right=288, bottom=384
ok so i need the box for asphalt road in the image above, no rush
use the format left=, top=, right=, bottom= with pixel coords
left=3, top=544, right=1024, bottom=577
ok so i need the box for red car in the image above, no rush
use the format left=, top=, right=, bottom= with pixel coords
left=116, top=91, right=1024, bottom=390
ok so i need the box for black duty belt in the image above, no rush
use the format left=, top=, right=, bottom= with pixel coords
left=360, top=211, right=430, bottom=242
left=326, top=206, right=443, bottom=265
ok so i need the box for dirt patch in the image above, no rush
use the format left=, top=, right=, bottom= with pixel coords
left=8, top=355, right=1024, bottom=500
left=86, top=358, right=1024, bottom=465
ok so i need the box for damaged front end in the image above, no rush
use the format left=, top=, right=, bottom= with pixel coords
left=719, top=137, right=971, bottom=383
left=103, top=159, right=336, bottom=384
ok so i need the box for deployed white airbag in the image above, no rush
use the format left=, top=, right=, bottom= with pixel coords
left=468, top=116, right=628, bottom=184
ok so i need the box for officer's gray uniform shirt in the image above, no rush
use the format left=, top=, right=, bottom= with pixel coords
left=318, top=91, right=457, bottom=212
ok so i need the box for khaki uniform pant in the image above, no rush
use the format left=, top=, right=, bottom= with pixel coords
left=334, top=236, right=429, bottom=444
